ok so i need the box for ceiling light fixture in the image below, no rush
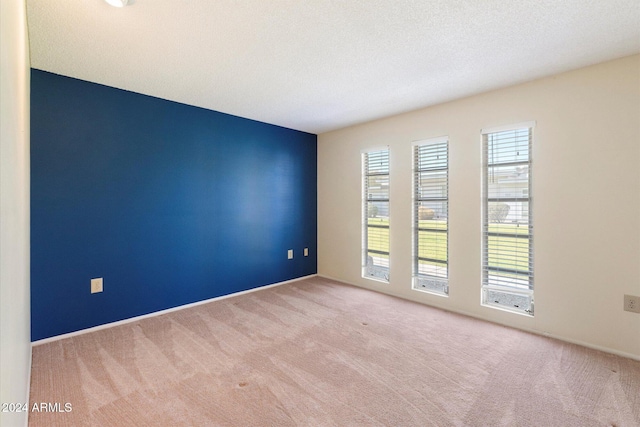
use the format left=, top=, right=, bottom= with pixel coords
left=104, top=0, right=128, bottom=7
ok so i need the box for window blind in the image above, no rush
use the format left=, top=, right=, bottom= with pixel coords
left=413, top=139, right=448, bottom=295
left=363, top=149, right=390, bottom=282
left=482, top=126, right=533, bottom=314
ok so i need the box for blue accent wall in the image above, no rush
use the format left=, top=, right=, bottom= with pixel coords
left=30, top=70, right=317, bottom=341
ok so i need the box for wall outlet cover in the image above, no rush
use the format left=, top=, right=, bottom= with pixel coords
left=624, top=294, right=640, bottom=314
left=91, top=277, right=103, bottom=294
left=287, top=249, right=293, bottom=259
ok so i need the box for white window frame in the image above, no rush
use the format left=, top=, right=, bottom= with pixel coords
left=362, top=147, right=390, bottom=283
left=412, top=137, right=449, bottom=296
left=481, top=122, right=535, bottom=315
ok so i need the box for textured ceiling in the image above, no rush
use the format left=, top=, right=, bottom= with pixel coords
left=27, top=0, right=640, bottom=134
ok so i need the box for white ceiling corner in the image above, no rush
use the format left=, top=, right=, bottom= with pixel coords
left=26, top=0, right=640, bottom=134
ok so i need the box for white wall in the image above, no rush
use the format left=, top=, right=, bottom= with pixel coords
left=318, top=55, right=640, bottom=359
left=1, top=0, right=31, bottom=426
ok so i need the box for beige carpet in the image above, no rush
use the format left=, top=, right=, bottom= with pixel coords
left=29, top=277, right=640, bottom=426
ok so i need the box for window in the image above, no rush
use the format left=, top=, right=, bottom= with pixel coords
left=363, top=148, right=390, bottom=282
left=413, top=138, right=448, bottom=295
left=482, top=123, right=534, bottom=315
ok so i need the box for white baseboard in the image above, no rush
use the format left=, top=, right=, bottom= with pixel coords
left=535, top=332, right=640, bottom=362
left=317, top=274, right=640, bottom=362
left=32, top=274, right=317, bottom=346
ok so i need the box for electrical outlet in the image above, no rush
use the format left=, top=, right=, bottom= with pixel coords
left=624, top=294, right=640, bottom=314
left=91, top=277, right=103, bottom=294
left=304, top=248, right=309, bottom=257
left=287, top=249, right=293, bottom=259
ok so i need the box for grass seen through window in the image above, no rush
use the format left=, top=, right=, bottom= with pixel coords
left=367, top=218, right=529, bottom=273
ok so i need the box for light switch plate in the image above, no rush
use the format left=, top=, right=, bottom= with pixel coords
left=304, top=248, right=309, bottom=256
left=287, top=249, right=293, bottom=259
left=91, top=277, right=103, bottom=294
